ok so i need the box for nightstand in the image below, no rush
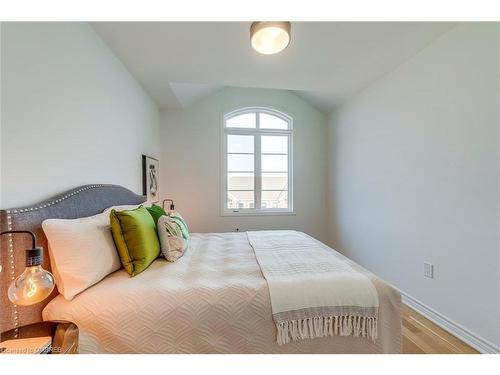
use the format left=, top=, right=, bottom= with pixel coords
left=1, top=321, right=78, bottom=354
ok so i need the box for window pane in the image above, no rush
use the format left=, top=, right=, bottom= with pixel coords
left=228, top=154, right=254, bottom=172
left=227, top=134, right=254, bottom=153
left=227, top=191, right=255, bottom=209
left=261, top=135, right=288, bottom=154
left=261, top=191, right=289, bottom=209
left=262, top=173, right=288, bottom=190
left=228, top=173, right=254, bottom=190
left=259, top=113, right=288, bottom=129
left=226, top=113, right=256, bottom=128
left=262, top=155, right=288, bottom=172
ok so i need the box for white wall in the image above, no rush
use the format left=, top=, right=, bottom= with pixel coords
left=1, top=23, right=160, bottom=208
left=161, top=87, right=329, bottom=242
left=327, top=23, right=499, bottom=349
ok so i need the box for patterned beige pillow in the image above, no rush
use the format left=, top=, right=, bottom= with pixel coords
left=157, top=215, right=188, bottom=262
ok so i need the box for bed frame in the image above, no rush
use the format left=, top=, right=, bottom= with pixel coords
left=0, top=184, right=146, bottom=335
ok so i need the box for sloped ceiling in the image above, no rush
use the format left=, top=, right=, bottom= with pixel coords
left=169, top=82, right=222, bottom=108
left=92, top=22, right=455, bottom=113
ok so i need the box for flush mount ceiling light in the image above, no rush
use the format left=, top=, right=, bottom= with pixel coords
left=250, top=22, right=291, bottom=55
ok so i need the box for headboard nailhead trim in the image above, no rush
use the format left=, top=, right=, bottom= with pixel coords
left=5, top=212, right=19, bottom=338
left=8, top=184, right=108, bottom=215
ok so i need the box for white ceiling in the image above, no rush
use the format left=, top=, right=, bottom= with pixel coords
left=169, top=82, right=222, bottom=108
left=92, top=22, right=455, bottom=113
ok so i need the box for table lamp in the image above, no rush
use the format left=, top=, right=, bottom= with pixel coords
left=162, top=199, right=175, bottom=212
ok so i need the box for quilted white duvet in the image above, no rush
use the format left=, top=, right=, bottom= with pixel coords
left=42, top=232, right=401, bottom=353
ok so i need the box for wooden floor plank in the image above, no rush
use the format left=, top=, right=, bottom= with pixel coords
left=402, top=335, right=426, bottom=354
left=402, top=304, right=479, bottom=354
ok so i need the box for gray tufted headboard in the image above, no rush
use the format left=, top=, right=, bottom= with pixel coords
left=0, top=184, right=146, bottom=334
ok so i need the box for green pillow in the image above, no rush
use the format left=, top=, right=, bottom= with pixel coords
left=146, top=204, right=167, bottom=227
left=169, top=211, right=190, bottom=240
left=110, top=206, right=160, bottom=276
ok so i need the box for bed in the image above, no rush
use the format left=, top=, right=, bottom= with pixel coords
left=1, top=185, right=402, bottom=353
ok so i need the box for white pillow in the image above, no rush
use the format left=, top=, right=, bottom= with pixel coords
left=42, top=212, right=122, bottom=300
left=157, top=215, right=188, bottom=262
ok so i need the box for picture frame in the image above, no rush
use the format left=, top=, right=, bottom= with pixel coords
left=142, top=155, right=159, bottom=203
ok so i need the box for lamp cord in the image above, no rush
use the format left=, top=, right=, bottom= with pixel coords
left=0, top=230, right=37, bottom=249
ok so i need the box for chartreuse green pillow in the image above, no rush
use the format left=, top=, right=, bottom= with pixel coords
left=146, top=204, right=167, bottom=227
left=110, top=206, right=160, bottom=276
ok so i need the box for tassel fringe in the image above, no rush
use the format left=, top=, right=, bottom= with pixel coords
left=276, top=316, right=378, bottom=345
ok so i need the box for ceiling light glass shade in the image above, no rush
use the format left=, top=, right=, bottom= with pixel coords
left=8, top=258, right=55, bottom=306
left=250, top=22, right=291, bottom=55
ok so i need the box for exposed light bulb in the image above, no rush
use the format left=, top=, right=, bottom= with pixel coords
left=8, top=265, right=55, bottom=306
left=0, top=231, right=56, bottom=307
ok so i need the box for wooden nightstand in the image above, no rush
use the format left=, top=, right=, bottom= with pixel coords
left=1, top=321, right=78, bottom=354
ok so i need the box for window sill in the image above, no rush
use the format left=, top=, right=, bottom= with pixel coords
left=221, top=210, right=296, bottom=217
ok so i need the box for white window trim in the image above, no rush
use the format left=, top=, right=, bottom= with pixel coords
left=220, top=107, right=294, bottom=217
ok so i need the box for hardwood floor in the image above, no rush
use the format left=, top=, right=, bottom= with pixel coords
left=402, top=304, right=479, bottom=354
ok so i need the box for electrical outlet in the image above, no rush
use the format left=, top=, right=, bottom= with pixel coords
left=424, top=262, right=434, bottom=278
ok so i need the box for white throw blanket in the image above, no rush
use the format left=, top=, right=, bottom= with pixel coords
left=247, top=230, right=379, bottom=345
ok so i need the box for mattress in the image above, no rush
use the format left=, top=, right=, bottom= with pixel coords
left=42, top=232, right=401, bottom=353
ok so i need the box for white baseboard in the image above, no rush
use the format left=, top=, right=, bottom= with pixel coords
left=401, top=292, right=499, bottom=354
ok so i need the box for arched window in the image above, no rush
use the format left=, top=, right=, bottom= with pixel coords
left=222, top=107, right=293, bottom=215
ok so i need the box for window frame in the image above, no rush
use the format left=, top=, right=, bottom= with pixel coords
left=221, top=107, right=294, bottom=216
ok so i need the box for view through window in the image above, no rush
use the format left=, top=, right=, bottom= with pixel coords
left=223, top=108, right=292, bottom=214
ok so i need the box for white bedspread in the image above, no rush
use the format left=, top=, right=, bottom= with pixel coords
left=42, top=232, right=402, bottom=353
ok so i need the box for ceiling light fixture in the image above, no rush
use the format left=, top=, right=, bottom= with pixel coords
left=250, top=22, right=291, bottom=55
